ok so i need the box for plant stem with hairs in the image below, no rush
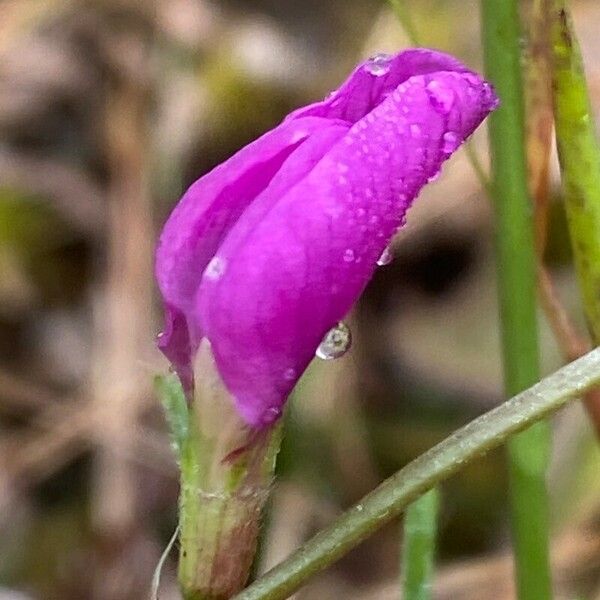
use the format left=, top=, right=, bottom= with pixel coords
left=159, top=343, right=282, bottom=600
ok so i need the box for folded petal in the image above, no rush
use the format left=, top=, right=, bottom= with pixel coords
left=287, top=49, right=468, bottom=123
left=197, top=70, right=497, bottom=426
left=155, top=115, right=346, bottom=374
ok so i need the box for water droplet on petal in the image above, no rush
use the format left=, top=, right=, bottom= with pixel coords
left=377, top=246, right=394, bottom=266
left=410, top=123, right=422, bottom=138
left=427, top=169, right=441, bottom=183
left=204, top=256, right=227, bottom=280
left=426, top=80, right=455, bottom=114
left=463, top=72, right=482, bottom=87
left=442, top=131, right=460, bottom=153
left=316, top=322, right=352, bottom=360
left=343, top=248, right=355, bottom=262
left=264, top=406, right=282, bottom=423
left=283, top=368, right=297, bottom=381
left=365, top=53, right=392, bottom=77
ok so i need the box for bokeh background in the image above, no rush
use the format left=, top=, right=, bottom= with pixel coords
left=1, top=1, right=599, bottom=598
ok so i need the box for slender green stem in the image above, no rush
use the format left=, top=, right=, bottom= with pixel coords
left=401, top=488, right=440, bottom=600
left=548, top=0, right=600, bottom=344
left=481, top=2, right=552, bottom=598
left=234, top=349, right=600, bottom=600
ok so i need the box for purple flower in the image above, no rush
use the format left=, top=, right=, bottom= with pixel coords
left=156, top=49, right=498, bottom=427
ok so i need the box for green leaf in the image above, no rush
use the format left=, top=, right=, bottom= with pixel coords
left=549, top=0, right=600, bottom=344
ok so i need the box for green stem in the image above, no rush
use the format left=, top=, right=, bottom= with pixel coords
left=481, top=2, right=553, bottom=599
left=401, top=488, right=440, bottom=600
left=171, top=342, right=282, bottom=600
left=548, top=0, right=600, bottom=344
left=234, top=349, right=600, bottom=600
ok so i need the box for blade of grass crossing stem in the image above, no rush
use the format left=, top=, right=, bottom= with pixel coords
left=233, top=349, right=600, bottom=600
left=548, top=0, right=600, bottom=344
left=481, top=2, right=552, bottom=599
left=401, top=488, right=440, bottom=600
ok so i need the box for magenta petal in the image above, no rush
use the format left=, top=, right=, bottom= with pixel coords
left=197, top=70, right=497, bottom=427
left=155, top=116, right=347, bottom=375
left=155, top=47, right=498, bottom=426
left=287, top=49, right=468, bottom=123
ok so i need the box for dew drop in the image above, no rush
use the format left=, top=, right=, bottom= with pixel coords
left=463, top=72, right=482, bottom=87
left=283, top=368, right=297, bottom=381
left=410, top=123, right=422, bottom=138
left=204, top=256, right=226, bottom=280
left=264, top=407, right=282, bottom=423
left=316, top=322, right=352, bottom=360
left=377, top=246, right=393, bottom=266
left=365, top=53, right=392, bottom=77
left=426, top=80, right=455, bottom=114
left=343, top=248, right=356, bottom=262
left=427, top=169, right=441, bottom=183
left=442, top=131, right=460, bottom=153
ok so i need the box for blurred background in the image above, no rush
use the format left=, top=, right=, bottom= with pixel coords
left=0, top=0, right=599, bottom=598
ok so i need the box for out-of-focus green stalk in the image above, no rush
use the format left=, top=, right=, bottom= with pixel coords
left=548, top=0, right=600, bottom=345
left=481, top=2, right=552, bottom=599
left=401, top=488, right=440, bottom=600
left=386, top=0, right=419, bottom=44
left=385, top=0, right=489, bottom=188
left=234, top=349, right=600, bottom=600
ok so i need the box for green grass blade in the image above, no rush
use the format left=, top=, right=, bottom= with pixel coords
left=401, top=487, right=440, bottom=600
